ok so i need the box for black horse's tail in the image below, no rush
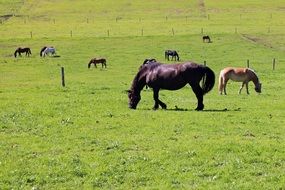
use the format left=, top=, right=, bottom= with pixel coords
left=201, top=66, right=215, bottom=95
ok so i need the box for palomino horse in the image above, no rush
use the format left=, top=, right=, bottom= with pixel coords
left=128, top=62, right=215, bottom=110
left=202, top=35, right=211, bottom=43
left=14, top=47, right=32, bottom=57
left=41, top=47, right=56, bottom=57
left=165, top=50, right=180, bottom=61
left=218, top=67, right=262, bottom=95
left=88, top=58, right=107, bottom=68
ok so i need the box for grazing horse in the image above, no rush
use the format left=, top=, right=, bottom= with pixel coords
left=218, top=67, right=262, bottom=95
left=142, top=58, right=157, bottom=65
left=203, top=35, right=211, bottom=43
left=41, top=47, right=56, bottom=57
left=88, top=58, right=107, bottom=68
left=128, top=62, right=215, bottom=110
left=14, top=47, right=32, bottom=58
left=165, top=50, right=180, bottom=61
left=40, top=46, right=47, bottom=57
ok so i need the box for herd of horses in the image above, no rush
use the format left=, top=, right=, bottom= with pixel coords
left=128, top=35, right=261, bottom=110
left=13, top=35, right=262, bottom=111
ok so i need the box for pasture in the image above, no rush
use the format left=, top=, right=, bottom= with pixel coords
left=1, top=0, right=285, bottom=189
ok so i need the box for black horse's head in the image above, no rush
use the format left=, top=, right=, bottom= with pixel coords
left=127, top=90, right=141, bottom=109
left=255, top=83, right=262, bottom=93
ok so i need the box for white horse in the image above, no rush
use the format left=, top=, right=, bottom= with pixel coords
left=42, top=47, right=56, bottom=57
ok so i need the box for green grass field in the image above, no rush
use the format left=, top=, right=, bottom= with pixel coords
left=1, top=0, right=285, bottom=189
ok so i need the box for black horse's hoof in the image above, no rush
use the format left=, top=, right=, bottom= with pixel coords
left=195, top=105, right=204, bottom=111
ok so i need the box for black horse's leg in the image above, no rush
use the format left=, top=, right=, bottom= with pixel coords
left=153, top=88, right=167, bottom=110
left=190, top=83, right=204, bottom=111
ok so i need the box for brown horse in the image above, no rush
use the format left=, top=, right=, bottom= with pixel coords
left=128, top=62, right=215, bottom=111
left=14, top=47, right=32, bottom=57
left=218, top=67, right=262, bottom=95
left=88, top=58, right=107, bottom=68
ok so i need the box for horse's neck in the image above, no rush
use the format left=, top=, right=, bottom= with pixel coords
left=250, top=71, right=259, bottom=86
left=131, top=70, right=146, bottom=93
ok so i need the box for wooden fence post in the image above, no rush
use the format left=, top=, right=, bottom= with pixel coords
left=204, top=60, right=206, bottom=66
left=30, top=31, right=33, bottom=38
left=70, top=30, right=73, bottom=37
left=107, top=30, right=110, bottom=37
left=247, top=59, right=250, bottom=68
left=61, top=67, right=65, bottom=87
left=273, top=58, right=276, bottom=70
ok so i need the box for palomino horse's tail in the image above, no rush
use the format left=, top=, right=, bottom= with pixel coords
left=201, top=66, right=215, bottom=95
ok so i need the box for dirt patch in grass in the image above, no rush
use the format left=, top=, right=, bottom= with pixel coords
left=241, top=34, right=285, bottom=52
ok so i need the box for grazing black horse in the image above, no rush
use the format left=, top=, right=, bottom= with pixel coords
left=40, top=46, right=47, bottom=57
left=128, top=62, right=215, bottom=110
left=14, top=47, right=32, bottom=58
left=203, top=35, right=211, bottom=43
left=165, top=50, right=180, bottom=61
left=142, top=58, right=157, bottom=65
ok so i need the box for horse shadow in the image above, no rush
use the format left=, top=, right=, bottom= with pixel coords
left=139, top=107, right=241, bottom=112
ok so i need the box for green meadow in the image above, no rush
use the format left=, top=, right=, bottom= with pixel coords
left=0, top=0, right=285, bottom=189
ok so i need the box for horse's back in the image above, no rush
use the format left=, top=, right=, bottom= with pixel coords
left=220, top=67, right=250, bottom=82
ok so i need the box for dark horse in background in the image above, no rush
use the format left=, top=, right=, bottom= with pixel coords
left=88, top=58, right=107, bottom=68
left=128, top=62, right=215, bottom=111
left=40, top=46, right=47, bottom=57
left=14, top=47, right=32, bottom=58
left=165, top=50, right=180, bottom=61
left=203, top=35, right=211, bottom=43
left=142, top=58, right=157, bottom=65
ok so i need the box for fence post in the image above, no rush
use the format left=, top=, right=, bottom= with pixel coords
left=273, top=58, right=276, bottom=70
left=30, top=31, right=33, bottom=38
left=172, top=28, right=174, bottom=36
left=70, top=30, right=73, bottom=37
left=201, top=28, right=204, bottom=34
left=107, top=30, right=110, bottom=37
left=204, top=60, right=206, bottom=66
left=61, top=67, right=65, bottom=87
left=247, top=59, right=250, bottom=68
